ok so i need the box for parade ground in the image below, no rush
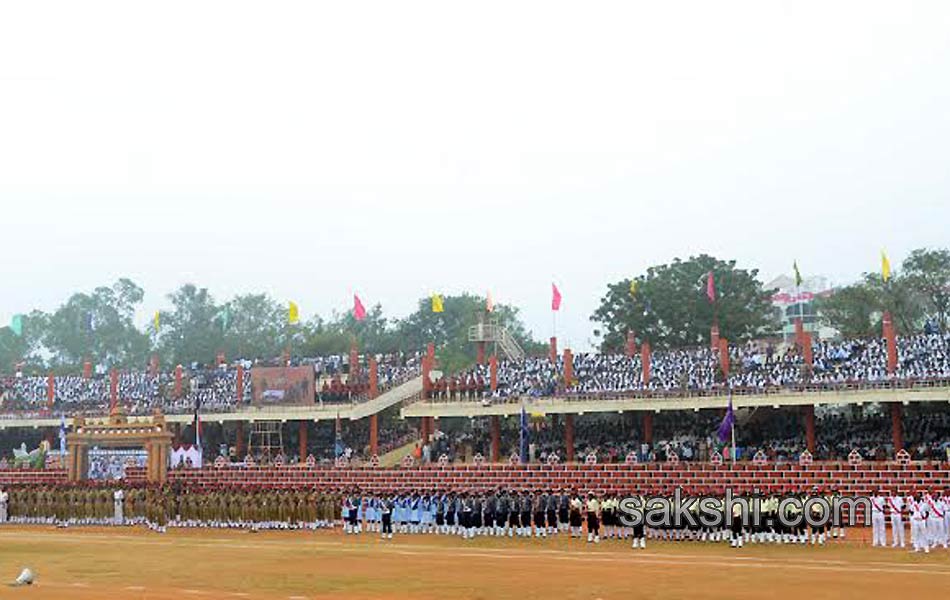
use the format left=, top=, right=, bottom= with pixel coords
left=0, top=527, right=948, bottom=600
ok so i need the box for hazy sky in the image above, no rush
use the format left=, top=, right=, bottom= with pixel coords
left=1, top=1, right=948, bottom=351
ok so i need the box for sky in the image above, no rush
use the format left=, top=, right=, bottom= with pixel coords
left=1, top=1, right=949, bottom=352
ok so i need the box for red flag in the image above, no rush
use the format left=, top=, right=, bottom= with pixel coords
left=353, top=294, right=367, bottom=321
left=551, top=283, right=562, bottom=311
left=706, top=271, right=716, bottom=303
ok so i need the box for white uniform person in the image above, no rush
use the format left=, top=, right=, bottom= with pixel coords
left=0, top=487, right=7, bottom=523
left=870, top=491, right=887, bottom=547
left=887, top=492, right=905, bottom=548
left=113, top=489, right=125, bottom=525
left=910, top=494, right=930, bottom=553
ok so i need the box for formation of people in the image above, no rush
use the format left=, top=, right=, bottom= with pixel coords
left=870, top=489, right=950, bottom=553
left=1, top=483, right=921, bottom=553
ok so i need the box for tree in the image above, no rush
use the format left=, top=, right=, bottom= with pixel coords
left=157, top=284, right=225, bottom=366
left=902, top=248, right=950, bottom=331
left=591, top=255, right=778, bottom=350
left=0, top=310, right=49, bottom=372
left=392, top=294, right=544, bottom=372
left=220, top=294, right=286, bottom=361
left=817, top=271, right=925, bottom=337
left=43, top=279, right=149, bottom=369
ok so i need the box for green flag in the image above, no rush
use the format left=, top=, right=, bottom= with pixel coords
left=212, top=308, right=230, bottom=331
left=793, top=261, right=803, bottom=287
left=10, top=314, right=23, bottom=337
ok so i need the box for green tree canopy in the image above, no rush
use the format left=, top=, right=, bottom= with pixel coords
left=591, top=255, right=778, bottom=351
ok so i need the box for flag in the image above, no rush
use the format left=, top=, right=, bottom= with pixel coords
left=486, top=291, right=495, bottom=313
left=629, top=280, right=638, bottom=297
left=431, top=294, right=444, bottom=313
left=793, top=261, right=803, bottom=287
left=153, top=311, right=160, bottom=332
left=519, top=405, right=529, bottom=463
left=717, top=397, right=735, bottom=443
left=212, top=308, right=230, bottom=331
left=706, top=271, right=716, bottom=303
left=10, top=314, right=23, bottom=337
left=83, top=312, right=94, bottom=332
left=334, top=412, right=344, bottom=457
left=881, top=250, right=891, bottom=283
left=353, top=294, right=367, bottom=321
left=551, top=283, right=562, bottom=311
left=58, top=414, right=67, bottom=455
left=288, top=301, right=299, bottom=324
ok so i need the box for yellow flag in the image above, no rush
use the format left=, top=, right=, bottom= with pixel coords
left=431, top=294, right=444, bottom=313
left=288, top=301, right=299, bottom=324
left=881, top=250, right=891, bottom=283
left=629, top=280, right=637, bottom=297
left=153, top=311, right=160, bottom=331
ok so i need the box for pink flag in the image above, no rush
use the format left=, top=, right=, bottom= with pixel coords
left=551, top=283, right=562, bottom=311
left=706, top=271, right=716, bottom=303
left=353, top=294, right=367, bottom=321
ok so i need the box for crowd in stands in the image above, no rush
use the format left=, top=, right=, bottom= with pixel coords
left=430, top=332, right=950, bottom=401
left=423, top=405, right=950, bottom=464
left=0, top=352, right=422, bottom=417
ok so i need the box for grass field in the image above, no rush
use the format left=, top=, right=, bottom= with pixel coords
left=0, top=526, right=948, bottom=599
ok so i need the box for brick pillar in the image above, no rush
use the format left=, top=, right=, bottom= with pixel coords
left=236, top=364, right=244, bottom=404
left=368, top=356, right=379, bottom=397
left=422, top=356, right=432, bottom=399
left=565, top=414, right=575, bottom=463
left=563, top=348, right=573, bottom=388
left=549, top=337, right=558, bottom=363
left=174, top=364, right=183, bottom=398
left=710, top=323, right=720, bottom=352
left=803, top=405, right=815, bottom=454
left=476, top=342, right=486, bottom=366
left=83, top=360, right=93, bottom=379
left=883, top=311, right=897, bottom=375
left=802, top=333, right=813, bottom=368
left=110, top=369, right=119, bottom=411
left=149, top=354, right=159, bottom=378
left=174, top=422, right=182, bottom=445
left=794, top=318, right=805, bottom=348
left=641, top=341, right=652, bottom=385
left=298, top=420, right=308, bottom=462
left=420, top=416, right=430, bottom=445
left=642, top=412, right=653, bottom=446
left=491, top=415, right=500, bottom=462
left=235, top=421, right=245, bottom=458
left=350, top=341, right=360, bottom=380
left=369, top=414, right=379, bottom=456
left=427, top=342, right=435, bottom=366
left=891, top=403, right=903, bottom=452
left=719, top=338, right=730, bottom=376
left=625, top=331, right=637, bottom=357
left=489, top=355, right=498, bottom=392
left=47, top=372, right=55, bottom=409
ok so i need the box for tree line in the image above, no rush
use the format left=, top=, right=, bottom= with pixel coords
left=2, top=247, right=947, bottom=373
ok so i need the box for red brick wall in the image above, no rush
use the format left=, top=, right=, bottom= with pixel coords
left=110, top=462, right=950, bottom=496
left=0, top=469, right=68, bottom=486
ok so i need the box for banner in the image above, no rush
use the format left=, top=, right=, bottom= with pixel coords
left=251, top=366, right=315, bottom=407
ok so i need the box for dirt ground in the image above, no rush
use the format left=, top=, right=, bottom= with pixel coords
left=0, top=526, right=948, bottom=600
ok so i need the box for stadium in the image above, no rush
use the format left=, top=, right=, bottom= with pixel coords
left=4, top=3, right=950, bottom=599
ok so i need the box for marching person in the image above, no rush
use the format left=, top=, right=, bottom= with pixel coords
left=870, top=489, right=887, bottom=547
left=114, top=488, right=125, bottom=526
left=380, top=495, right=393, bottom=540
left=888, top=490, right=905, bottom=548
left=585, top=491, right=601, bottom=544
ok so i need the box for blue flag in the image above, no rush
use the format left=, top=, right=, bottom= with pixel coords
left=519, top=406, right=529, bottom=463
left=717, top=397, right=735, bottom=443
